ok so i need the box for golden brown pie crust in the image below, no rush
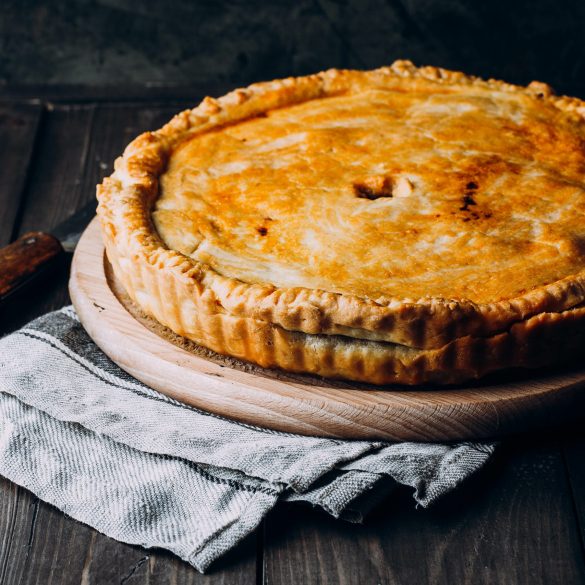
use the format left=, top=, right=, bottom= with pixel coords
left=97, top=61, right=585, bottom=384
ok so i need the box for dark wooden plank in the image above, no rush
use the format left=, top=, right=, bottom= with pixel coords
left=264, top=438, right=585, bottom=584
left=0, top=479, right=39, bottom=585
left=563, top=430, right=585, bottom=561
left=0, top=103, right=258, bottom=583
left=76, top=527, right=257, bottom=585
left=0, top=104, right=96, bottom=336
left=0, top=103, right=42, bottom=246
left=0, top=102, right=185, bottom=332
left=85, top=104, right=185, bottom=186
left=15, top=104, right=97, bottom=237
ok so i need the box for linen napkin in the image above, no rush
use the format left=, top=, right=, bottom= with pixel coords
left=0, top=306, right=495, bottom=572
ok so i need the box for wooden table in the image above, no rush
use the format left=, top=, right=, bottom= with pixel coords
left=1, top=92, right=585, bottom=584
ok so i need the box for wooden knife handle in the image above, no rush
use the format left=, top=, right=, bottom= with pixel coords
left=0, top=232, right=64, bottom=301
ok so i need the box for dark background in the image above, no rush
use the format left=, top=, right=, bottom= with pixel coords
left=1, top=0, right=585, bottom=98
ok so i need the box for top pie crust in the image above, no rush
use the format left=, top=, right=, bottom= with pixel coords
left=97, top=61, right=585, bottom=352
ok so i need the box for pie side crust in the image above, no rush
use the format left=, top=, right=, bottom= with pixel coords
left=103, top=237, right=585, bottom=384
left=97, top=61, right=585, bottom=379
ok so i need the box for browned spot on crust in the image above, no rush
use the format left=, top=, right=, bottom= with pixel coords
left=460, top=193, right=477, bottom=212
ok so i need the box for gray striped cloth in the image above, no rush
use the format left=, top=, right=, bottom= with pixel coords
left=0, top=307, right=495, bottom=572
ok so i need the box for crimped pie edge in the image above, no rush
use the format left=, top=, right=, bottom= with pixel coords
left=102, top=229, right=585, bottom=385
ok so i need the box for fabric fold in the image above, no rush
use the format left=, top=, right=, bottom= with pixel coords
left=0, top=307, right=495, bottom=572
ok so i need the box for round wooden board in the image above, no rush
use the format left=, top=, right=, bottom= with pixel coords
left=70, top=218, right=585, bottom=441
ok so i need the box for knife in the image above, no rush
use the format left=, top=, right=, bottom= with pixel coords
left=0, top=200, right=96, bottom=302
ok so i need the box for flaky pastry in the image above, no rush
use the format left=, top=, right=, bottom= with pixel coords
left=97, top=61, right=585, bottom=384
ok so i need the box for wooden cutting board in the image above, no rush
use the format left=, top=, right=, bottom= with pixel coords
left=69, top=218, right=585, bottom=441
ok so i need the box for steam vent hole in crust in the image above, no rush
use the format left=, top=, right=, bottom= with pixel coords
left=353, top=175, right=414, bottom=199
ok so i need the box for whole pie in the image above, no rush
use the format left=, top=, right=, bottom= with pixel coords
left=97, top=60, right=585, bottom=385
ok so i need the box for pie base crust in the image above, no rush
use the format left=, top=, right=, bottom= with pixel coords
left=97, top=61, right=585, bottom=385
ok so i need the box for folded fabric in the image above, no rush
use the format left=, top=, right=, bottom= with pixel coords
left=0, top=307, right=495, bottom=572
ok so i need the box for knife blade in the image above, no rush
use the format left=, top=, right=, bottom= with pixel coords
left=0, top=200, right=96, bottom=302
